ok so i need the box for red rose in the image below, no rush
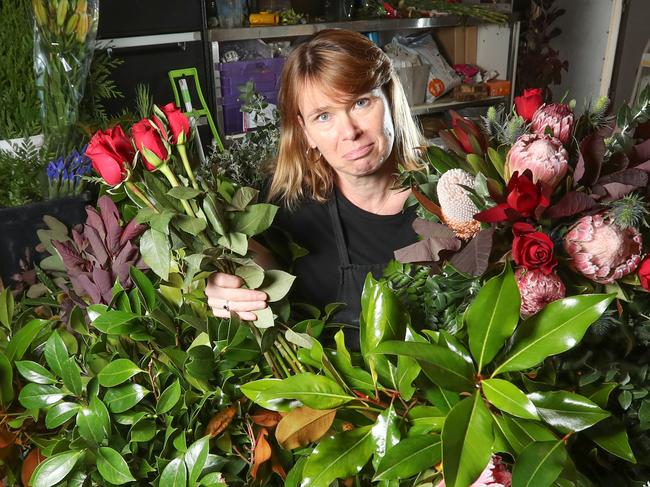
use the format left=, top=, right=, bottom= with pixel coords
left=474, top=170, right=550, bottom=223
left=638, top=257, right=650, bottom=291
left=515, top=88, right=544, bottom=122
left=160, top=103, right=190, bottom=145
left=131, top=119, right=169, bottom=170
left=86, top=125, right=135, bottom=186
left=512, top=222, right=557, bottom=274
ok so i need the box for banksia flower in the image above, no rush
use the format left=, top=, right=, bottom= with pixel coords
left=515, top=267, right=566, bottom=318
left=436, top=169, right=481, bottom=240
left=505, top=133, right=568, bottom=190
left=531, top=103, right=575, bottom=145
left=436, top=455, right=512, bottom=487
left=564, top=213, right=643, bottom=284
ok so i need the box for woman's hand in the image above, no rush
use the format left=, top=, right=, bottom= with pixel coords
left=206, top=272, right=268, bottom=321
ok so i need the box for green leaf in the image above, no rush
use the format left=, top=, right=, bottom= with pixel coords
left=371, top=404, right=401, bottom=469
left=61, top=357, right=83, bottom=397
left=0, top=353, right=14, bottom=405
left=184, top=436, right=210, bottom=484
left=301, top=425, right=374, bottom=487
left=129, top=267, right=156, bottom=311
left=235, top=264, right=265, bottom=289
left=18, top=383, right=64, bottom=409
left=258, top=270, right=296, bottom=302
left=244, top=373, right=352, bottom=411
left=494, top=294, right=615, bottom=375
left=217, top=231, right=248, bottom=256
left=441, top=391, right=493, bottom=487
left=232, top=203, right=278, bottom=236
left=252, top=306, right=275, bottom=329
left=585, top=382, right=618, bottom=409
left=202, top=195, right=227, bottom=235
left=176, top=214, right=208, bottom=236
left=16, top=360, right=57, bottom=385
left=6, top=319, right=48, bottom=361
left=584, top=417, right=636, bottom=463
left=167, top=186, right=202, bottom=200
left=160, top=457, right=188, bottom=487
left=491, top=414, right=557, bottom=454
left=98, top=359, right=143, bottom=387
left=97, top=447, right=136, bottom=485
left=140, top=228, right=170, bottom=280
left=157, top=379, right=182, bottom=414
left=327, top=331, right=375, bottom=395
left=44, top=331, right=68, bottom=377
left=31, top=450, right=84, bottom=487
left=230, top=186, right=258, bottom=210
left=374, top=341, right=475, bottom=393
left=527, top=391, right=610, bottom=432
left=465, top=264, right=520, bottom=372
left=482, top=379, right=539, bottom=420
left=45, top=402, right=80, bottom=428
left=285, top=457, right=307, bottom=487
left=77, top=396, right=111, bottom=444
left=104, top=383, right=149, bottom=414
left=511, top=440, right=567, bottom=487
left=0, top=287, right=14, bottom=329
left=89, top=308, right=140, bottom=335
left=374, top=435, right=441, bottom=481
left=131, top=418, right=156, bottom=442
left=408, top=405, right=446, bottom=435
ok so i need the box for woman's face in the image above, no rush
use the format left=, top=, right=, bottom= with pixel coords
left=298, top=81, right=395, bottom=180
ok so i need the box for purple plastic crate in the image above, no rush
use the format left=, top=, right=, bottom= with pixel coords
left=222, top=91, right=279, bottom=135
left=219, top=58, right=285, bottom=100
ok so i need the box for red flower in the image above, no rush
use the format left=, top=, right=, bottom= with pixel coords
left=515, top=88, right=544, bottom=122
left=86, top=126, right=135, bottom=186
left=156, top=103, right=190, bottom=145
left=448, top=110, right=488, bottom=155
left=512, top=222, right=557, bottom=275
left=131, top=119, right=169, bottom=170
left=638, top=257, right=650, bottom=291
left=474, top=170, right=550, bottom=223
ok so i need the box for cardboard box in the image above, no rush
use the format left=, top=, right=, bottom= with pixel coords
left=435, top=26, right=478, bottom=65
left=486, top=79, right=511, bottom=97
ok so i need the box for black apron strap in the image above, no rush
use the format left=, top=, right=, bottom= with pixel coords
left=327, top=193, right=351, bottom=266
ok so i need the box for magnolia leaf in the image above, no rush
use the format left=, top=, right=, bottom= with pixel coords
left=491, top=414, right=557, bottom=455
left=327, top=331, right=375, bottom=395
left=482, top=378, right=538, bottom=420
left=301, top=426, right=374, bottom=487
left=371, top=404, right=400, bottom=469
left=374, top=435, right=441, bottom=481
left=76, top=396, right=110, bottom=444
left=275, top=407, right=336, bottom=449
left=584, top=417, right=636, bottom=463
left=241, top=379, right=298, bottom=412
left=98, top=359, right=143, bottom=388
left=511, top=440, right=567, bottom=487
left=97, top=447, right=136, bottom=485
left=494, top=294, right=615, bottom=375
left=258, top=373, right=351, bottom=410
left=0, top=288, right=14, bottom=329
left=31, top=450, right=84, bottom=487
left=449, top=228, right=494, bottom=276
left=408, top=405, right=446, bottom=435
left=528, top=391, right=610, bottom=432
left=140, top=228, right=170, bottom=280
left=0, top=353, right=13, bottom=405
left=258, top=270, right=296, bottom=302
left=466, top=264, right=519, bottom=372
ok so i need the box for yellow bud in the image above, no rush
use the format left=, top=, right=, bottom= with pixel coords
left=75, top=13, right=88, bottom=42
left=76, top=0, right=87, bottom=14
left=56, top=0, right=69, bottom=27
left=65, top=13, right=79, bottom=34
left=32, top=0, right=47, bottom=27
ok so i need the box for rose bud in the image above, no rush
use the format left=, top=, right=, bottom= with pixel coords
left=512, top=222, right=557, bottom=275
left=437, top=168, right=481, bottom=240
left=154, top=103, right=191, bottom=145
left=514, top=88, right=544, bottom=122
left=564, top=213, right=643, bottom=284
left=86, top=125, right=135, bottom=186
left=515, top=267, right=566, bottom=318
left=531, top=103, right=575, bottom=145
left=131, top=119, right=170, bottom=170
left=505, top=133, right=568, bottom=190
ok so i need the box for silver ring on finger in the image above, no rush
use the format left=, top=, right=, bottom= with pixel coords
left=223, top=299, right=230, bottom=311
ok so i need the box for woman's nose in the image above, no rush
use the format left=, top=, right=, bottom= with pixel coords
left=339, top=114, right=362, bottom=140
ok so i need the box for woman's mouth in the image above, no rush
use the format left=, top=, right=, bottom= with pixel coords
left=343, top=143, right=374, bottom=160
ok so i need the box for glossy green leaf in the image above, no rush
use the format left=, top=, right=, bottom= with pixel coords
left=0, top=287, right=14, bottom=329
left=16, top=360, right=56, bottom=385
left=184, top=435, right=210, bottom=484
left=584, top=417, right=636, bottom=463
left=62, top=357, right=83, bottom=396
left=247, top=373, right=352, bottom=411
left=157, top=379, right=182, bottom=414
left=44, top=331, right=68, bottom=377
left=258, top=269, right=296, bottom=302
left=408, top=405, right=446, bottom=435
left=18, top=383, right=64, bottom=409
left=45, top=402, right=80, bottom=428
left=160, top=457, right=188, bottom=486
left=98, top=359, right=143, bottom=387
left=397, top=328, right=427, bottom=401
left=77, top=396, right=110, bottom=444
left=482, top=378, right=539, bottom=420
left=512, top=440, right=567, bottom=487
left=441, top=391, right=494, bottom=487
left=131, top=418, right=157, bottom=442
left=371, top=404, right=400, bottom=469
left=528, top=391, right=610, bottom=432
left=6, top=319, right=48, bottom=361
left=31, top=450, right=84, bottom=487
left=89, top=308, right=140, bottom=335
left=494, top=294, right=615, bottom=375
left=97, top=447, right=136, bottom=485
left=465, top=264, right=520, bottom=372
left=374, top=340, right=474, bottom=393
left=129, top=267, right=156, bottom=310
left=232, top=203, right=277, bottom=236
left=140, top=228, right=170, bottom=280
left=285, top=456, right=307, bottom=487
left=0, top=353, right=14, bottom=405
left=585, top=382, right=618, bottom=409
left=491, top=414, right=557, bottom=455
left=374, top=435, right=441, bottom=481
left=301, top=425, right=374, bottom=487
left=327, top=331, right=375, bottom=395
left=104, top=383, right=149, bottom=414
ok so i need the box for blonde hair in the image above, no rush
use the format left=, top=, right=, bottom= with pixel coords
left=267, top=29, right=424, bottom=207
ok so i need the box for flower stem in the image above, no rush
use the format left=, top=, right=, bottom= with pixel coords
left=126, top=181, right=158, bottom=211
left=177, top=144, right=199, bottom=189
left=158, top=164, right=196, bottom=218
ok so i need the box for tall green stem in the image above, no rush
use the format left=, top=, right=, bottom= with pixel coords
left=158, top=164, right=196, bottom=218
left=177, top=144, right=199, bottom=189
left=126, top=181, right=157, bottom=211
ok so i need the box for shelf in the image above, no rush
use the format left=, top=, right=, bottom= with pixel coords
left=410, top=95, right=507, bottom=116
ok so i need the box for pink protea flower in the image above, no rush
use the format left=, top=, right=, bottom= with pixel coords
left=564, top=213, right=643, bottom=284
left=505, top=133, right=569, bottom=190
left=436, top=455, right=511, bottom=487
left=515, top=267, right=566, bottom=318
left=531, top=103, right=575, bottom=145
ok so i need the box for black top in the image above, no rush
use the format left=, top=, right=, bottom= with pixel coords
left=273, top=188, right=419, bottom=310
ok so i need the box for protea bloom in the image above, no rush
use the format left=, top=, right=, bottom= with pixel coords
left=515, top=267, right=566, bottom=318
left=436, top=455, right=511, bottom=487
left=531, top=103, right=575, bottom=145
left=437, top=168, right=481, bottom=240
left=564, top=213, right=643, bottom=284
left=504, top=133, right=568, bottom=190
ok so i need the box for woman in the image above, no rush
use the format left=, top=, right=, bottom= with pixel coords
left=206, top=29, right=424, bottom=345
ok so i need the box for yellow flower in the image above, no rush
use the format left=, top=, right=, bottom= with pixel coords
left=56, top=0, right=69, bottom=27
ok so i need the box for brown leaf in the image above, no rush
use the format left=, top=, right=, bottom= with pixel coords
left=411, top=188, right=444, bottom=220
left=205, top=405, right=237, bottom=438
left=412, top=218, right=456, bottom=239
left=21, top=448, right=46, bottom=487
left=394, top=237, right=460, bottom=264
left=252, top=428, right=272, bottom=479
left=632, top=138, right=650, bottom=164
left=597, top=168, right=648, bottom=187
left=593, top=182, right=638, bottom=202
left=275, top=407, right=336, bottom=450
left=251, top=409, right=283, bottom=428
left=449, top=228, right=494, bottom=276
left=575, top=133, right=605, bottom=187
left=0, top=428, right=16, bottom=449
left=543, top=192, right=599, bottom=219
left=271, top=451, right=287, bottom=480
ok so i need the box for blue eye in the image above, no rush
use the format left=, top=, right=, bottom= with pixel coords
left=316, top=113, right=330, bottom=122
left=355, top=98, right=370, bottom=108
